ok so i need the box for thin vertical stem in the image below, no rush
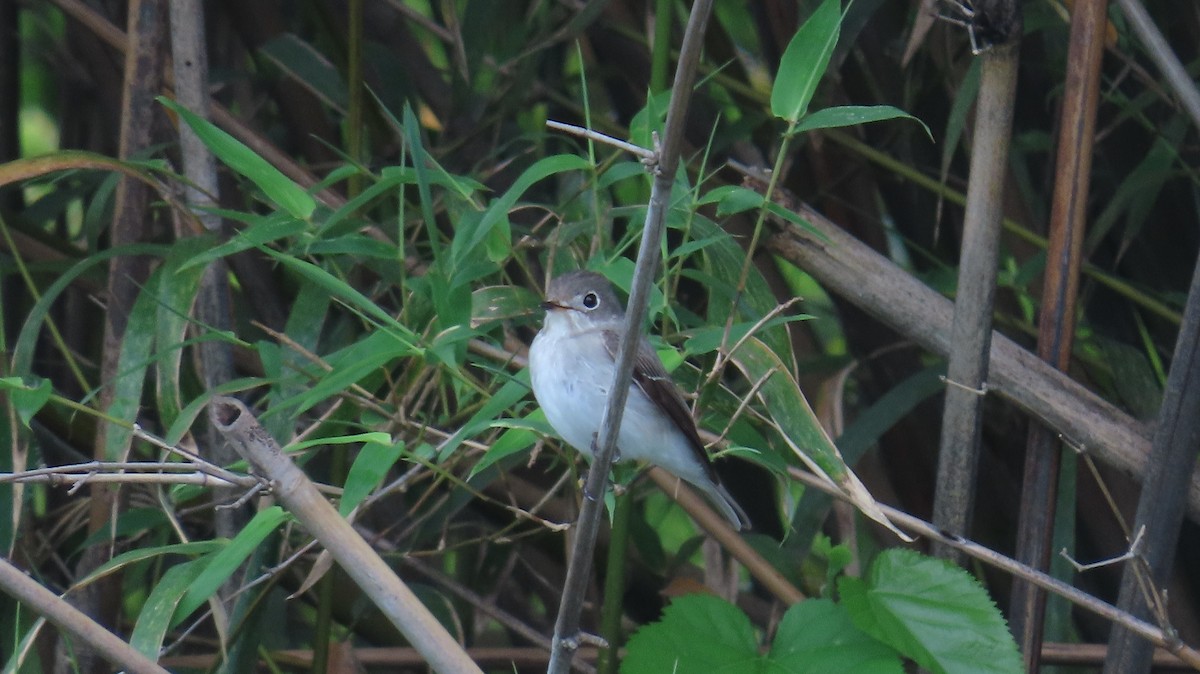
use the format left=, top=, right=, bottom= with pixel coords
left=1010, top=0, right=1107, bottom=668
left=931, top=35, right=1020, bottom=563
left=546, top=2, right=715, bottom=672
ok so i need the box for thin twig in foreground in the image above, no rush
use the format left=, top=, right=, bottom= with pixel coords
left=545, top=2, right=716, bottom=672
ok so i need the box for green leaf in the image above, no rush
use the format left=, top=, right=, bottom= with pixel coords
left=793, top=105, right=931, bottom=139
left=11, top=244, right=169, bottom=377
left=76, top=541, right=226, bottom=588
left=839, top=549, right=1022, bottom=674
left=340, top=439, right=405, bottom=517
left=770, top=0, right=842, bottom=122
left=178, top=212, right=308, bottom=271
left=264, top=249, right=421, bottom=352
left=159, top=96, right=315, bottom=219
left=259, top=33, right=347, bottom=112
left=155, top=236, right=216, bottom=432
left=469, top=412, right=552, bottom=478
left=438, top=373, right=532, bottom=461
left=768, top=599, right=903, bottom=673
left=173, top=506, right=290, bottom=627
left=726, top=336, right=905, bottom=538
left=450, top=154, right=589, bottom=278
left=130, top=559, right=208, bottom=659
left=271, top=330, right=406, bottom=417
left=621, top=594, right=759, bottom=674
left=1, top=376, right=51, bottom=428
left=104, top=269, right=164, bottom=460
left=471, top=285, right=541, bottom=329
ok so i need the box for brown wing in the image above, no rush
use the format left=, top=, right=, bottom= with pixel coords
left=603, top=330, right=721, bottom=483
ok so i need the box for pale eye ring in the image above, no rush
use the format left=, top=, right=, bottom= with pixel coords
left=582, top=292, right=600, bottom=309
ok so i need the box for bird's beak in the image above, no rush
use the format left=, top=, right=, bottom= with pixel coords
left=541, top=300, right=567, bottom=311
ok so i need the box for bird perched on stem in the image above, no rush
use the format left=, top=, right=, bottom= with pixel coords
left=529, top=270, right=748, bottom=530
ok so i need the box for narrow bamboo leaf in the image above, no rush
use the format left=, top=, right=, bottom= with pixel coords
left=840, top=549, right=1022, bottom=674
left=178, top=212, right=307, bottom=272
left=438, top=373, right=532, bottom=461
left=159, top=96, right=315, bottom=219
left=259, top=33, right=347, bottom=112
left=770, top=0, right=842, bottom=122
left=11, top=244, right=168, bottom=377
left=793, top=105, right=932, bottom=139
left=340, top=439, right=405, bottom=516
left=471, top=285, right=541, bottom=329
left=450, top=154, right=590, bottom=276
left=684, top=215, right=793, bottom=362
left=727, top=336, right=908, bottom=539
left=270, top=330, right=404, bottom=417
left=402, top=104, right=442, bottom=262
left=105, top=269, right=165, bottom=460
left=173, top=506, right=290, bottom=627
left=130, top=559, right=208, bottom=659
left=468, top=416, right=550, bottom=478
left=263, top=248, right=421, bottom=352
left=75, top=541, right=225, bottom=588
left=155, top=236, right=215, bottom=431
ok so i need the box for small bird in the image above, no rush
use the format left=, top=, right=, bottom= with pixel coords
left=528, top=270, right=748, bottom=530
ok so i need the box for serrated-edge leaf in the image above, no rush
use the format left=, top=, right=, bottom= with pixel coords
left=841, top=549, right=1023, bottom=674
left=769, top=598, right=903, bottom=674
left=622, top=594, right=760, bottom=674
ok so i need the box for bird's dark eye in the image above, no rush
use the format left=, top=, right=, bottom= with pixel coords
left=582, top=292, right=600, bottom=309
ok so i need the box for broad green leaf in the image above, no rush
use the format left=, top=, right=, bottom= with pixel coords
left=770, top=0, right=842, bottom=122
left=621, top=594, right=758, bottom=674
left=130, top=559, right=208, bottom=659
left=793, top=105, right=931, bottom=139
left=768, top=599, right=902, bottom=673
left=840, top=549, right=1022, bottom=674
left=340, top=439, right=405, bottom=517
left=174, top=506, right=290, bottom=627
left=1, top=377, right=51, bottom=428
left=159, top=96, right=315, bottom=219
